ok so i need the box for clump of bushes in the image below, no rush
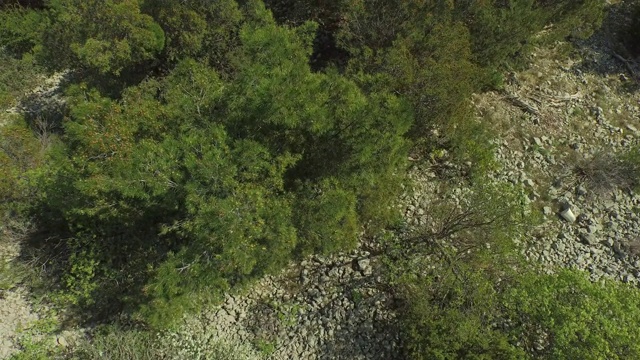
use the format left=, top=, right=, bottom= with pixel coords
left=0, top=50, right=43, bottom=109
left=0, top=0, right=613, bottom=345
left=392, top=178, right=640, bottom=358
left=10, top=4, right=410, bottom=327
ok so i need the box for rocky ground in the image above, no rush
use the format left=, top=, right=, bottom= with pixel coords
left=0, top=236, right=38, bottom=360
left=163, top=249, right=400, bottom=360
left=0, top=290, right=39, bottom=359
left=478, top=35, right=640, bottom=283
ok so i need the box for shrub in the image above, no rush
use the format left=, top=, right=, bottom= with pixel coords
left=396, top=249, right=524, bottom=360
left=0, top=50, right=44, bottom=110
left=503, top=270, right=640, bottom=359
left=71, top=323, right=261, bottom=360
left=392, top=177, right=639, bottom=359
left=29, top=6, right=411, bottom=327
left=0, top=115, right=45, bottom=219
left=400, top=267, right=640, bottom=359
left=141, top=0, right=243, bottom=70
left=42, top=0, right=165, bottom=75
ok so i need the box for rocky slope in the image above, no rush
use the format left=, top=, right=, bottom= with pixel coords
left=0, top=240, right=38, bottom=359
left=162, top=249, right=399, bottom=360
left=479, top=39, right=640, bottom=283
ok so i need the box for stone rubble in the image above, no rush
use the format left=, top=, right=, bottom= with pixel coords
left=175, top=250, right=402, bottom=360
left=475, top=25, right=640, bottom=285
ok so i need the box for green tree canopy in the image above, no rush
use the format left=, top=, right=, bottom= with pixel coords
left=43, top=0, right=165, bottom=75
left=141, top=0, right=243, bottom=71
left=33, top=5, right=411, bottom=325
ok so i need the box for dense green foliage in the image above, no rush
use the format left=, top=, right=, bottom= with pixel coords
left=401, top=267, right=640, bottom=360
left=43, top=0, right=165, bottom=75
left=5, top=1, right=638, bottom=359
left=0, top=51, right=43, bottom=108
left=141, top=0, right=243, bottom=70
left=390, top=181, right=529, bottom=359
left=0, top=115, right=45, bottom=220
left=0, top=6, right=49, bottom=56
left=9, top=3, right=410, bottom=325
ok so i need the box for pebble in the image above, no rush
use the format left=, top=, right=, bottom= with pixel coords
left=560, top=208, right=577, bottom=223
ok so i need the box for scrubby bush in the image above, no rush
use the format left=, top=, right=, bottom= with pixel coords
left=400, top=268, right=640, bottom=360
left=329, top=0, right=603, bottom=170
left=0, top=50, right=44, bottom=109
left=573, top=150, right=640, bottom=195
left=399, top=265, right=524, bottom=360
left=394, top=178, right=640, bottom=359
left=394, top=177, right=640, bottom=359
left=42, top=0, right=165, bottom=76
left=456, top=0, right=604, bottom=70
left=0, top=6, right=48, bottom=57
left=387, top=180, right=525, bottom=358
left=0, top=115, right=45, bottom=217
left=141, top=0, right=243, bottom=71
left=504, top=270, right=640, bottom=359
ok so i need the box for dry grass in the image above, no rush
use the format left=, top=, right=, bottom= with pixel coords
left=627, top=238, right=640, bottom=258
left=573, top=151, right=639, bottom=195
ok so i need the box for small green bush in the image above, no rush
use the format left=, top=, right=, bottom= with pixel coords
left=26, top=7, right=410, bottom=327
left=9, top=315, right=61, bottom=360
left=400, top=266, right=640, bottom=359
left=394, top=170, right=639, bottom=359
left=0, top=115, right=44, bottom=219
left=43, top=0, right=165, bottom=75
left=0, top=6, right=48, bottom=56
left=397, top=205, right=640, bottom=360
left=0, top=51, right=44, bottom=109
